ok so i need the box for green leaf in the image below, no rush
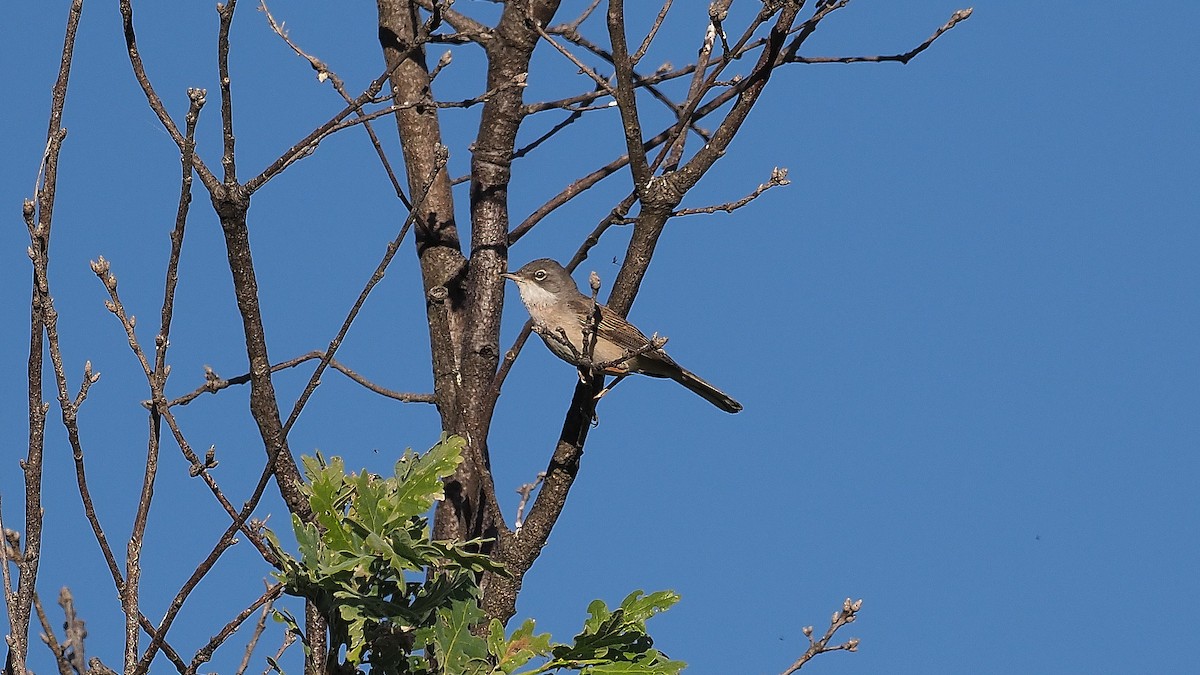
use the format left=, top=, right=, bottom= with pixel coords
left=549, top=591, right=684, bottom=673
left=585, top=654, right=687, bottom=675
left=393, top=434, right=466, bottom=515
left=491, top=618, right=552, bottom=674
left=617, top=590, right=680, bottom=624
left=415, top=597, right=491, bottom=675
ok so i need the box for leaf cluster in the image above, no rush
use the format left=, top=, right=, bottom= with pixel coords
left=266, top=435, right=683, bottom=675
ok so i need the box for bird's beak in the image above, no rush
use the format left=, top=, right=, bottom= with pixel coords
left=500, top=272, right=520, bottom=282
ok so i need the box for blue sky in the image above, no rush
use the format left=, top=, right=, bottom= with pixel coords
left=2, top=2, right=1198, bottom=673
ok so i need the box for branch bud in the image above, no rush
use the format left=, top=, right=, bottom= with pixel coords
left=90, top=256, right=110, bottom=275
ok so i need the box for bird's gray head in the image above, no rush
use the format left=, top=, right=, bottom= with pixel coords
left=501, top=259, right=579, bottom=297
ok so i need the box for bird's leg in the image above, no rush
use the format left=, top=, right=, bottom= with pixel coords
left=551, top=326, right=582, bottom=361
left=594, top=373, right=628, bottom=401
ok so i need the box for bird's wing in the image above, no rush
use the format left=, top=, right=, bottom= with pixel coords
left=591, top=303, right=677, bottom=365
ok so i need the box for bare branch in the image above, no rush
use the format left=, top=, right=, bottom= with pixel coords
left=513, top=472, right=546, bottom=532
left=90, top=253, right=162, bottom=667
left=260, top=625, right=297, bottom=675
left=14, top=3, right=83, bottom=670
left=670, top=167, right=789, bottom=217
left=547, top=25, right=711, bottom=144
left=631, top=0, right=672, bottom=65
left=233, top=583, right=278, bottom=675
left=217, top=0, right=239, bottom=184
left=260, top=0, right=412, bottom=208
left=605, top=0, right=652, bottom=189
left=243, top=70, right=403, bottom=194
left=188, top=583, right=284, bottom=675
left=780, top=598, right=863, bottom=674
left=512, top=107, right=587, bottom=160
left=662, top=20, right=716, bottom=172
left=412, top=0, right=492, bottom=40
left=281, top=148, right=449, bottom=435
left=532, top=20, right=616, bottom=96
left=168, top=353, right=434, bottom=408
left=708, top=0, right=732, bottom=58
left=563, top=0, right=602, bottom=32
left=787, top=8, right=974, bottom=64
left=32, top=590, right=73, bottom=675
left=119, top=0, right=219, bottom=191
left=512, top=74, right=755, bottom=243
left=327, top=360, right=437, bottom=404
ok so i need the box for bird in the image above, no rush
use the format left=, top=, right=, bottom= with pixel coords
left=502, top=258, right=742, bottom=413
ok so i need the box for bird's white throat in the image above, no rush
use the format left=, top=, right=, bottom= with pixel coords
left=515, top=280, right=564, bottom=327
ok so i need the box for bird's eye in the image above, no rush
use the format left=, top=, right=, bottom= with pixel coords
left=533, top=270, right=547, bottom=281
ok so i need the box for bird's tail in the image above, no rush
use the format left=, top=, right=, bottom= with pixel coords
left=671, top=367, right=743, bottom=414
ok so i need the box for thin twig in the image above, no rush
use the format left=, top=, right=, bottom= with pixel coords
left=511, top=78, right=749, bottom=243
left=631, top=0, right=672, bottom=65
left=512, top=108, right=587, bottom=161
left=32, top=590, right=73, bottom=675
left=327, top=359, right=437, bottom=403
left=787, top=8, right=974, bottom=64
left=662, top=19, right=716, bottom=172
left=779, top=598, right=862, bottom=674
left=583, top=270, right=602, bottom=367
left=167, top=352, right=434, bottom=408
left=245, top=81, right=502, bottom=194
left=513, top=472, right=546, bottom=533
left=217, top=0, right=239, bottom=184
left=563, top=0, right=602, bottom=32
left=58, top=587, right=89, bottom=675
left=0, top=498, right=18, bottom=661
left=708, top=0, right=733, bottom=59
left=259, top=0, right=412, bottom=208
left=549, top=23, right=711, bottom=145
left=531, top=19, right=616, bottom=96
left=188, top=583, right=284, bottom=675
left=526, top=7, right=848, bottom=118
left=119, top=0, right=219, bottom=190
left=14, top=4, right=84, bottom=671
left=281, top=147, right=449, bottom=436
left=260, top=625, right=297, bottom=675
left=234, top=583, right=279, bottom=675
left=669, top=167, right=790, bottom=217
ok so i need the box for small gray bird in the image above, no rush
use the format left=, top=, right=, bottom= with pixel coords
left=502, top=259, right=742, bottom=413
